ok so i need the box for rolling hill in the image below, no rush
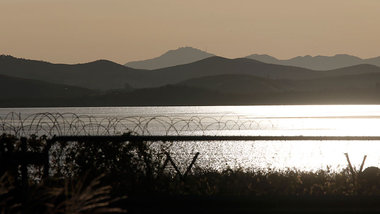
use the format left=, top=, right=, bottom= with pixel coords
left=3, top=54, right=380, bottom=91
left=0, top=55, right=145, bottom=90
left=141, top=57, right=380, bottom=88
left=3, top=71, right=380, bottom=107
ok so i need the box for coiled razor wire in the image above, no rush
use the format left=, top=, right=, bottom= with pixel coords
left=0, top=112, right=273, bottom=137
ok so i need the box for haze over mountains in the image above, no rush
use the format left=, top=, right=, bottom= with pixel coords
left=2, top=47, right=380, bottom=107
left=137, top=57, right=380, bottom=88
left=125, top=47, right=380, bottom=71
left=246, top=54, right=380, bottom=70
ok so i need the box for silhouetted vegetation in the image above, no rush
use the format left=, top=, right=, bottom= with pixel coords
left=3, top=134, right=380, bottom=213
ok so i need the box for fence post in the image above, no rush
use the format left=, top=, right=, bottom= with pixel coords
left=184, top=152, right=200, bottom=178
left=165, top=152, right=183, bottom=178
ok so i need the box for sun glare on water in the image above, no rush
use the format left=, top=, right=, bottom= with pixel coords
left=221, top=105, right=380, bottom=171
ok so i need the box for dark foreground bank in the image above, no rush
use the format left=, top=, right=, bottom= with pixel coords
left=2, top=134, right=380, bottom=213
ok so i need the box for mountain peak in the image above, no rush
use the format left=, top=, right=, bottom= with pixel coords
left=244, top=54, right=280, bottom=64
left=165, top=46, right=205, bottom=54
left=84, top=59, right=117, bottom=65
left=125, top=47, right=214, bottom=70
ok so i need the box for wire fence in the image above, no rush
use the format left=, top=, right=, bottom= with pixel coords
left=0, top=112, right=271, bottom=137
left=3, top=112, right=380, bottom=178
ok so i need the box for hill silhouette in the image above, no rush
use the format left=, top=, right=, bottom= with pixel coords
left=3, top=55, right=380, bottom=91
left=3, top=69, right=380, bottom=107
left=124, top=47, right=214, bottom=70
left=0, top=55, right=143, bottom=90
left=246, top=54, right=380, bottom=70
left=68, top=84, right=380, bottom=106
left=178, top=71, right=380, bottom=95
left=140, top=57, right=380, bottom=88
left=140, top=56, right=312, bottom=87
left=124, top=46, right=380, bottom=71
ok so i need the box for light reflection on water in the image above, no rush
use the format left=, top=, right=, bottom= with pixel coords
left=2, top=105, right=380, bottom=171
left=165, top=141, right=380, bottom=172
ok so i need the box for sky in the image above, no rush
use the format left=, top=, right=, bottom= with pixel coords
left=1, top=0, right=380, bottom=64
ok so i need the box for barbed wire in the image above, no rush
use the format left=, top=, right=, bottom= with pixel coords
left=0, top=112, right=273, bottom=137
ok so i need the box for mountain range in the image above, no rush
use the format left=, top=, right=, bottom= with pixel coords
left=125, top=47, right=380, bottom=71
left=2, top=48, right=380, bottom=106
left=136, top=57, right=380, bottom=88
left=3, top=54, right=379, bottom=90
left=246, top=54, right=380, bottom=70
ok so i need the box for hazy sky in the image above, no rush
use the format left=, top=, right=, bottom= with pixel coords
left=1, top=0, right=380, bottom=64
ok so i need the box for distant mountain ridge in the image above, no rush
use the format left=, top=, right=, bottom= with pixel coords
left=3, top=54, right=380, bottom=91
left=125, top=47, right=214, bottom=69
left=140, top=56, right=380, bottom=88
left=246, top=54, right=380, bottom=70
left=4, top=53, right=380, bottom=106
left=124, top=46, right=380, bottom=70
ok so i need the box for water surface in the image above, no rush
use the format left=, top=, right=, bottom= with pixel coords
left=1, top=105, right=380, bottom=171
